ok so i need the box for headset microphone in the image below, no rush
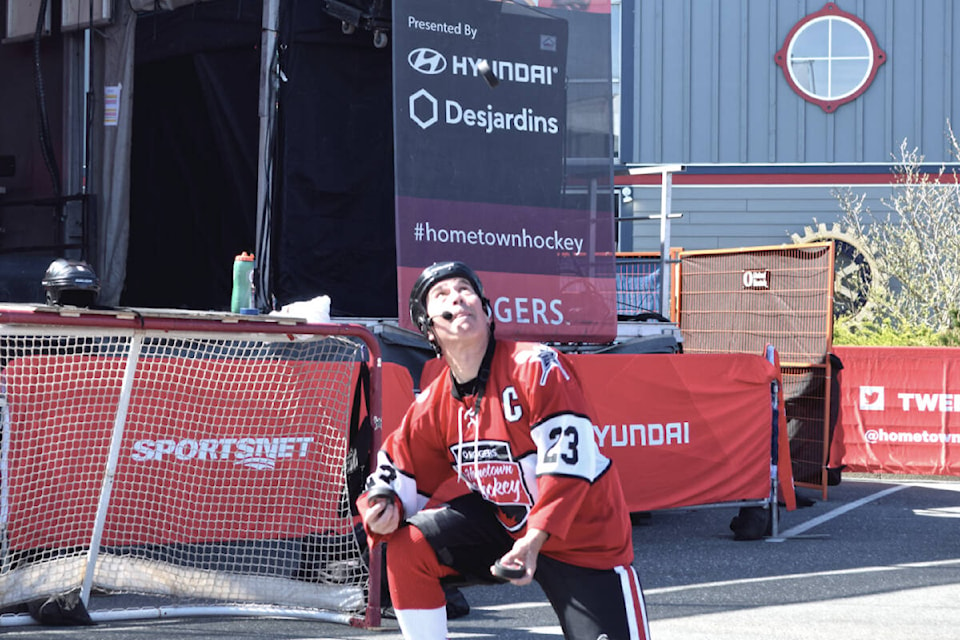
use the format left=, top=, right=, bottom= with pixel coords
left=427, top=311, right=455, bottom=327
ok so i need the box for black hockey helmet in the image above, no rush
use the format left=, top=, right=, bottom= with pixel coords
left=409, top=261, right=491, bottom=337
left=41, top=258, right=100, bottom=306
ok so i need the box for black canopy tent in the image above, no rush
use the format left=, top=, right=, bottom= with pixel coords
left=122, top=0, right=396, bottom=316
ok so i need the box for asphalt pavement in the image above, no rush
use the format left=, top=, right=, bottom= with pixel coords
left=2, top=475, right=959, bottom=639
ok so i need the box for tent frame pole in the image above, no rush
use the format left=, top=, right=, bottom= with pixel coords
left=255, top=0, right=282, bottom=310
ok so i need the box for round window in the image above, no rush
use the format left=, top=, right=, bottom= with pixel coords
left=775, top=2, right=886, bottom=113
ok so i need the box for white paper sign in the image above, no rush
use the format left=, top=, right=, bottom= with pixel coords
left=104, top=84, right=122, bottom=126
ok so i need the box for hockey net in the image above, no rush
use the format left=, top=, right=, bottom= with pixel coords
left=0, top=307, right=383, bottom=628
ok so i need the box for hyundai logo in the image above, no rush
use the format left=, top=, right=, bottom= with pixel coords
left=408, top=48, right=447, bottom=75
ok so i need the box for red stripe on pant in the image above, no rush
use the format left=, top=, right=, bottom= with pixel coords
left=623, top=565, right=650, bottom=640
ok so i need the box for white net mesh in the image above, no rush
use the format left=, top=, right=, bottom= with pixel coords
left=0, top=316, right=378, bottom=625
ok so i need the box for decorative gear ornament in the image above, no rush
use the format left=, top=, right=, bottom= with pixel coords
left=791, top=222, right=877, bottom=319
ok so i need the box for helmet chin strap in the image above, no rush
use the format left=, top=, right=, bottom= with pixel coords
left=482, top=297, right=495, bottom=333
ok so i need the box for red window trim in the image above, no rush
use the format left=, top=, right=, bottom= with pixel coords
left=774, top=2, right=886, bottom=113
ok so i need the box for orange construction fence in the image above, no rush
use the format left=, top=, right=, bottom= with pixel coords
left=676, top=243, right=836, bottom=498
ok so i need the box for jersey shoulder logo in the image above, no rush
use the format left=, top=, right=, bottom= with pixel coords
left=516, top=345, right=570, bottom=386
left=415, top=386, right=433, bottom=403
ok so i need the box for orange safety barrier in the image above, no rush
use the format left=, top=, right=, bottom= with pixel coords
left=615, top=249, right=683, bottom=320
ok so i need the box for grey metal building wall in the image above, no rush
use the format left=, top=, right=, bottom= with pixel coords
left=620, top=0, right=960, bottom=164
left=617, top=0, right=960, bottom=254
left=623, top=181, right=890, bottom=252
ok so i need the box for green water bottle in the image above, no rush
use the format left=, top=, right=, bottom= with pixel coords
left=231, top=251, right=256, bottom=313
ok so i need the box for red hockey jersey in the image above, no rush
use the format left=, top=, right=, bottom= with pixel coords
left=365, top=339, right=634, bottom=570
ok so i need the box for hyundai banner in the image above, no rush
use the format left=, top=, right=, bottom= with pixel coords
left=417, top=351, right=794, bottom=513
left=393, top=0, right=617, bottom=342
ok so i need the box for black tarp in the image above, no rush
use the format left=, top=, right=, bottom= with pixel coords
left=125, top=0, right=396, bottom=316
left=274, top=2, right=396, bottom=316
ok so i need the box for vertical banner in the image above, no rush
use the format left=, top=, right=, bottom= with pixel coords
left=833, top=346, right=960, bottom=476
left=393, top=0, right=616, bottom=342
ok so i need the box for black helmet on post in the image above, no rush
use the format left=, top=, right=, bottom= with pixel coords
left=409, top=261, right=491, bottom=338
left=41, top=258, right=100, bottom=306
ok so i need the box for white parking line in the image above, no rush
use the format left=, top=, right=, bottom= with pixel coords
left=767, top=484, right=908, bottom=542
left=644, top=557, right=960, bottom=596
left=473, top=601, right=550, bottom=611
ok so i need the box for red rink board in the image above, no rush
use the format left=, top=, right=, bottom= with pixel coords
left=3, top=356, right=358, bottom=550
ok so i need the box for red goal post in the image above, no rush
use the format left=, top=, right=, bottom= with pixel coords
left=0, top=305, right=383, bottom=628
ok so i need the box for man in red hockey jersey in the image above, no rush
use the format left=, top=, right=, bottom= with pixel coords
left=358, top=261, right=650, bottom=640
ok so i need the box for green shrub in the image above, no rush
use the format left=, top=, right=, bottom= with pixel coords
left=834, top=308, right=960, bottom=346
left=833, top=317, right=941, bottom=346
left=933, top=328, right=960, bottom=347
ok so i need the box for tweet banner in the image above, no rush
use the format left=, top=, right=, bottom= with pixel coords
left=833, top=346, right=960, bottom=476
